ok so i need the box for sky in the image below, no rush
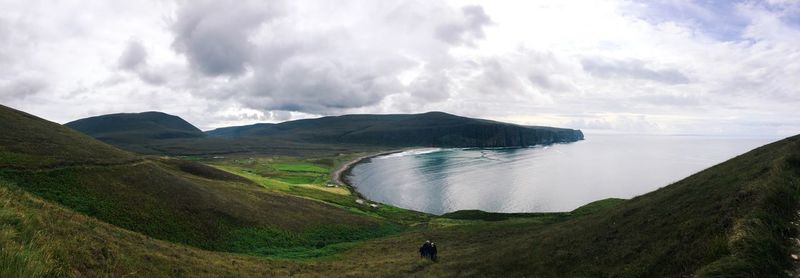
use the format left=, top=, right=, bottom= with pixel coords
left=1, top=0, right=799, bottom=136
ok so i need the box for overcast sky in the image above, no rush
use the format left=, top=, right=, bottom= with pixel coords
left=1, top=0, right=798, bottom=136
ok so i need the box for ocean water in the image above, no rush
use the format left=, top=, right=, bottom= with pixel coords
left=347, top=134, right=779, bottom=215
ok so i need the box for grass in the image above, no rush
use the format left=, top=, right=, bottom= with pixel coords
left=0, top=105, right=136, bottom=169
left=0, top=159, right=396, bottom=259
left=207, top=155, right=432, bottom=224
left=569, top=198, right=626, bottom=216
left=440, top=198, right=624, bottom=222
left=214, top=167, right=432, bottom=224
left=2, top=133, right=799, bottom=275
left=0, top=179, right=287, bottom=276
left=3, top=104, right=800, bottom=276
left=220, top=224, right=404, bottom=259
left=0, top=177, right=578, bottom=276
left=271, top=162, right=329, bottom=173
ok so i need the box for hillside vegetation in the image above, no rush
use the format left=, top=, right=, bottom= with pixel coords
left=0, top=105, right=137, bottom=168
left=1, top=104, right=799, bottom=276
left=0, top=105, right=402, bottom=260
left=64, top=111, right=206, bottom=154
left=65, top=111, right=205, bottom=140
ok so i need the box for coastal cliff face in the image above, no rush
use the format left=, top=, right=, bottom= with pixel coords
left=326, top=122, right=584, bottom=147
left=65, top=111, right=583, bottom=154
left=209, top=111, right=585, bottom=148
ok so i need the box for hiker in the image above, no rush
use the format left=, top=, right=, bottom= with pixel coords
left=419, top=240, right=432, bottom=259
left=430, top=242, right=438, bottom=261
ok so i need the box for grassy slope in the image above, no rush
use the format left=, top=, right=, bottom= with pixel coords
left=259, top=135, right=798, bottom=277
left=417, top=135, right=800, bottom=277
left=0, top=105, right=136, bottom=168
left=3, top=103, right=800, bottom=276
left=0, top=105, right=398, bottom=259
left=1, top=133, right=797, bottom=276
left=205, top=155, right=432, bottom=224
left=0, top=179, right=345, bottom=276
left=0, top=177, right=595, bottom=277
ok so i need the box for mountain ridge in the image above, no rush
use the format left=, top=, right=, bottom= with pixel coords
left=206, top=111, right=586, bottom=147
left=65, top=111, right=205, bottom=141
left=64, top=110, right=584, bottom=155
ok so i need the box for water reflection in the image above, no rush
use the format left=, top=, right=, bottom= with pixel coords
left=348, top=134, right=777, bottom=215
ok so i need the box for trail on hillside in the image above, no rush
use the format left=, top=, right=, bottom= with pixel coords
left=2, top=158, right=147, bottom=172
left=790, top=210, right=800, bottom=277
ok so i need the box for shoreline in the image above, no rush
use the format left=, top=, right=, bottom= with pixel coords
left=332, top=149, right=407, bottom=188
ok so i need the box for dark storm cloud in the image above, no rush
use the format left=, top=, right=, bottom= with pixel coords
left=117, top=40, right=147, bottom=70
left=435, top=5, right=492, bottom=46
left=581, top=58, right=690, bottom=84
left=171, top=0, right=280, bottom=77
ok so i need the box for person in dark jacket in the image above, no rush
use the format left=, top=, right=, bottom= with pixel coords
left=419, top=240, right=431, bottom=259
left=430, top=242, right=438, bottom=261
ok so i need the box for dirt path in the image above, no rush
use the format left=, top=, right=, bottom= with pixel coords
left=3, top=158, right=147, bottom=172
left=789, top=210, right=800, bottom=277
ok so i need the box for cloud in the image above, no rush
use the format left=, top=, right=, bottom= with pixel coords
left=625, top=0, right=750, bottom=40
left=171, top=0, right=280, bottom=77
left=407, top=69, right=452, bottom=102
left=1, top=0, right=799, bottom=136
left=166, top=1, right=493, bottom=115
left=115, top=39, right=170, bottom=85
left=435, top=5, right=492, bottom=46
left=248, top=56, right=406, bottom=112
left=0, top=77, right=47, bottom=101
left=581, top=58, right=690, bottom=84
left=117, top=39, right=147, bottom=70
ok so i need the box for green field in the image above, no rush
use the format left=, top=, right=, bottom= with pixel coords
left=271, top=162, right=330, bottom=173
left=206, top=155, right=432, bottom=224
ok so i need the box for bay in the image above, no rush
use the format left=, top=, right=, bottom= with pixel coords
left=347, top=134, right=778, bottom=215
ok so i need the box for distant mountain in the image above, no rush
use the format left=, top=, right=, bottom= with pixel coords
left=207, top=111, right=584, bottom=148
left=65, top=111, right=205, bottom=142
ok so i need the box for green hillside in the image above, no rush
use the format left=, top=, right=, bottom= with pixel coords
left=65, top=111, right=204, bottom=139
left=0, top=105, right=137, bottom=169
left=1, top=104, right=799, bottom=276
left=0, top=105, right=401, bottom=259
left=64, top=111, right=206, bottom=153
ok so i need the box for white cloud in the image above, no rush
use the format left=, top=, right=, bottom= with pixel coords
left=0, top=0, right=798, bottom=137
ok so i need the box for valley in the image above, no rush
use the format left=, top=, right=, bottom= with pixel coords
left=1, top=104, right=799, bottom=277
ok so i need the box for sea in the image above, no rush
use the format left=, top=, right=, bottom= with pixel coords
left=347, top=134, right=779, bottom=215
